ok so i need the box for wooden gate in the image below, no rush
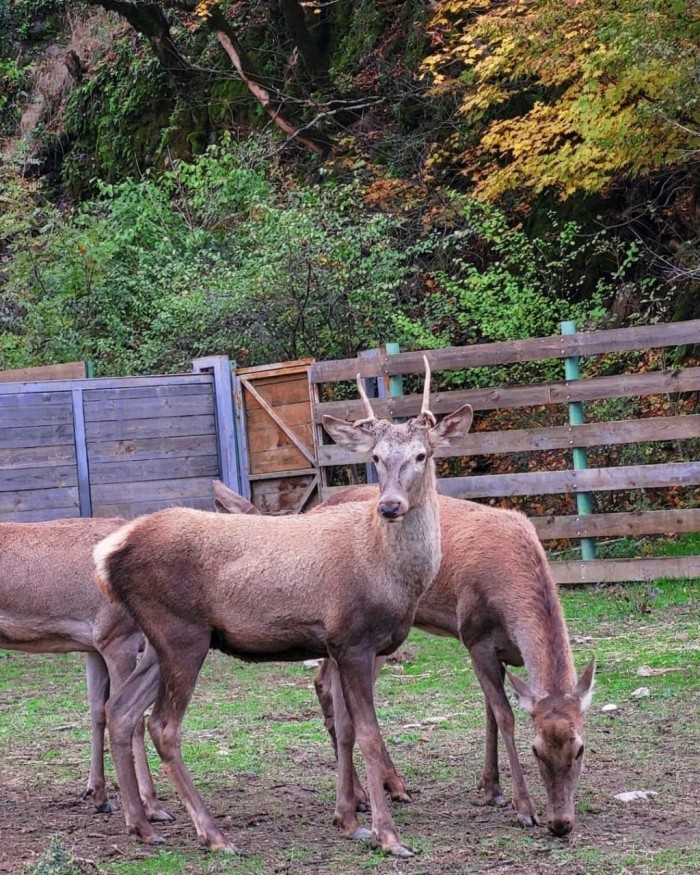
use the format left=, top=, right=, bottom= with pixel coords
left=233, top=359, right=320, bottom=514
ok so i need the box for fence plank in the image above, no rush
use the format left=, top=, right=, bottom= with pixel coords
left=319, top=414, right=700, bottom=465
left=0, top=444, right=77, bottom=470
left=0, top=374, right=213, bottom=396
left=309, top=321, right=700, bottom=382
left=0, top=403, right=75, bottom=426
left=83, top=393, right=214, bottom=422
left=91, top=476, right=218, bottom=504
left=90, top=454, right=220, bottom=485
left=437, top=461, right=700, bottom=498
left=85, top=414, right=216, bottom=441
left=0, top=423, right=74, bottom=449
left=85, top=383, right=213, bottom=402
left=93, top=496, right=215, bottom=519
left=86, top=435, right=218, bottom=464
left=532, top=508, right=700, bottom=540
left=0, top=487, right=79, bottom=513
left=0, top=362, right=87, bottom=382
left=0, top=465, right=78, bottom=491
left=552, top=556, right=700, bottom=585
left=313, top=368, right=700, bottom=423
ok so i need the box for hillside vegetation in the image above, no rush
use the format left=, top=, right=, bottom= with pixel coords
left=0, top=0, right=698, bottom=375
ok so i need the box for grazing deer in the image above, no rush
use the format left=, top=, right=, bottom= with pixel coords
left=93, top=361, right=473, bottom=856
left=214, top=482, right=595, bottom=837
left=0, top=518, right=170, bottom=821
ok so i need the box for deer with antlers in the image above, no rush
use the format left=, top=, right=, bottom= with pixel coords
left=212, top=485, right=596, bottom=837
left=93, top=360, right=473, bottom=856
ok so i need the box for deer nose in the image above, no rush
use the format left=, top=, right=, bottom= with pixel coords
left=378, top=500, right=402, bottom=518
left=548, top=816, right=574, bottom=837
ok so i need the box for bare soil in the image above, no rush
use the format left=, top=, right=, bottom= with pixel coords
left=1, top=695, right=698, bottom=875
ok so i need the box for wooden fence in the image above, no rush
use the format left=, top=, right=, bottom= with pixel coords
left=310, top=320, right=700, bottom=585
left=0, top=360, right=238, bottom=522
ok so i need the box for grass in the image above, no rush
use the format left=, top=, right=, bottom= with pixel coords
left=0, top=540, right=698, bottom=874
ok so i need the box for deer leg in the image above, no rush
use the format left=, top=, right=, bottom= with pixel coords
left=101, top=636, right=172, bottom=823
left=480, top=669, right=508, bottom=808
left=335, top=650, right=413, bottom=858
left=469, top=646, right=538, bottom=827
left=317, top=657, right=410, bottom=808
left=84, top=652, right=114, bottom=813
left=105, top=641, right=163, bottom=844
left=329, top=660, right=365, bottom=838
left=316, top=659, right=369, bottom=811
left=146, top=628, right=237, bottom=852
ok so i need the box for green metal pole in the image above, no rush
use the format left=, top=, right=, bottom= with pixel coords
left=561, top=320, right=596, bottom=561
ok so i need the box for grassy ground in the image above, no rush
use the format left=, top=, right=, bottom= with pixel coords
left=1, top=553, right=698, bottom=874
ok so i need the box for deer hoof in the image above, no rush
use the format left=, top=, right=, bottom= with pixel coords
left=492, top=794, right=508, bottom=808
left=390, top=844, right=416, bottom=858
left=147, top=807, right=175, bottom=823
left=351, top=827, right=373, bottom=842
left=390, top=790, right=413, bottom=804
left=94, top=799, right=117, bottom=814
left=517, top=813, right=537, bottom=828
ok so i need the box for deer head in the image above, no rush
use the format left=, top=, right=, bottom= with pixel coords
left=322, top=358, right=473, bottom=520
left=508, top=656, right=596, bottom=836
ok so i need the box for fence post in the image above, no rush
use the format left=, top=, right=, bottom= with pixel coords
left=192, top=356, right=242, bottom=494
left=560, top=321, right=596, bottom=560
left=359, top=348, right=382, bottom=484
left=382, top=341, right=404, bottom=420
left=71, top=386, right=92, bottom=517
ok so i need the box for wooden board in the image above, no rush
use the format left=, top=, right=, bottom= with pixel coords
left=90, top=454, right=220, bottom=485
left=83, top=392, right=214, bottom=422
left=0, top=362, right=87, bottom=382
left=91, top=476, right=219, bottom=505
left=552, top=556, right=700, bottom=585
left=436, top=461, right=700, bottom=499
left=532, top=508, right=700, bottom=540
left=310, top=320, right=700, bottom=382
left=84, top=414, right=216, bottom=442
left=313, top=368, right=700, bottom=423
left=93, top=495, right=215, bottom=519
left=0, top=486, right=79, bottom=514
left=0, top=444, right=77, bottom=471
left=318, top=414, right=700, bottom=465
left=86, top=435, right=219, bottom=464
left=0, top=465, right=78, bottom=492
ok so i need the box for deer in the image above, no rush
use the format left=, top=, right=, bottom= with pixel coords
left=213, top=481, right=596, bottom=837
left=92, top=360, right=474, bottom=857
left=0, top=517, right=171, bottom=822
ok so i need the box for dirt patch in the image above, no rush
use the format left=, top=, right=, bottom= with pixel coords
left=1, top=715, right=698, bottom=875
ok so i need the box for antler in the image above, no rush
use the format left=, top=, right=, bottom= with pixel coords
left=355, top=373, right=378, bottom=425
left=420, top=355, right=437, bottom=427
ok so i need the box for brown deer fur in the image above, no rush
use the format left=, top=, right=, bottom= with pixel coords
left=215, top=482, right=595, bottom=836
left=0, top=518, right=170, bottom=820
left=93, top=372, right=473, bottom=856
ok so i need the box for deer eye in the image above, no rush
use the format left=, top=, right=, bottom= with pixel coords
left=372, top=454, right=379, bottom=464
left=415, top=452, right=426, bottom=462
left=575, top=744, right=585, bottom=761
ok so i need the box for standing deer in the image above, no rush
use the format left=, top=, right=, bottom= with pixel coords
left=0, top=518, right=169, bottom=821
left=214, top=482, right=595, bottom=837
left=93, top=361, right=473, bottom=856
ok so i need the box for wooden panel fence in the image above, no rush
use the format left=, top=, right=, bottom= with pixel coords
left=310, top=319, right=700, bottom=585
left=0, top=370, right=235, bottom=522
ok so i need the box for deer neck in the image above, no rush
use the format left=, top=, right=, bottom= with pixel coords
left=368, top=466, right=442, bottom=600
left=515, top=585, right=577, bottom=698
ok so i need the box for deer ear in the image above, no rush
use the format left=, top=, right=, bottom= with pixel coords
left=428, top=404, right=473, bottom=450
left=212, top=481, right=261, bottom=515
left=322, top=415, right=377, bottom=453
left=574, top=655, right=596, bottom=712
left=507, top=670, right=537, bottom=714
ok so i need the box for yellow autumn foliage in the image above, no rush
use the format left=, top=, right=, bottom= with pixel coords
left=424, top=0, right=700, bottom=202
